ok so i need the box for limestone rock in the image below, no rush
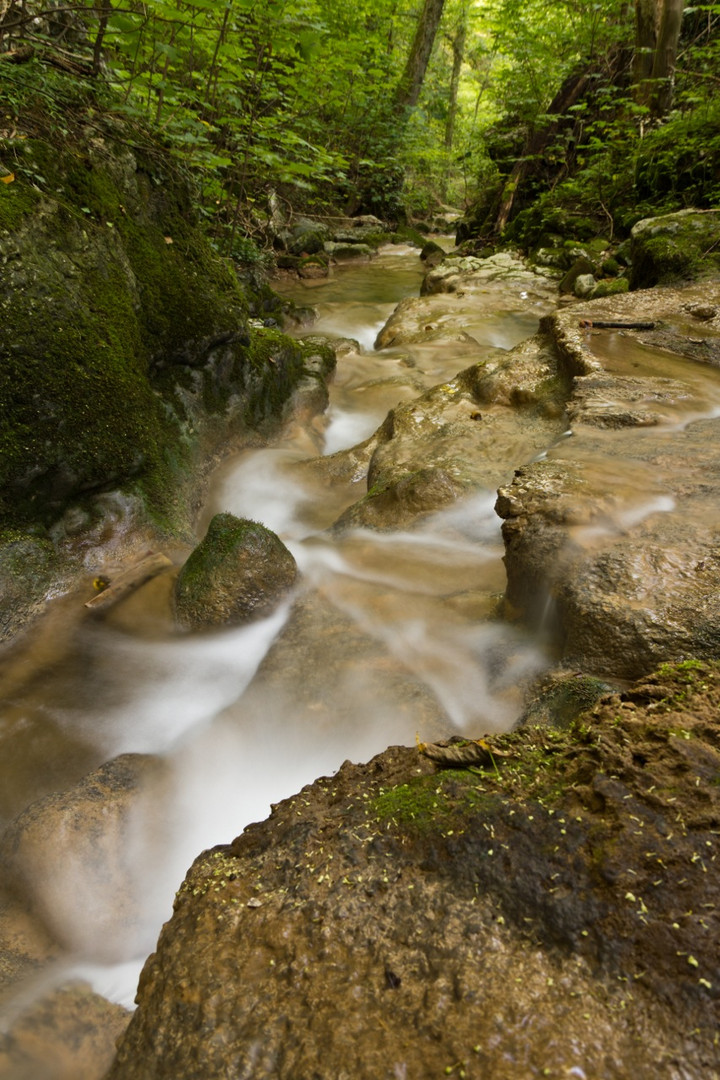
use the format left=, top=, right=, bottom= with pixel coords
left=323, top=241, right=374, bottom=260
left=421, top=250, right=555, bottom=297
left=328, top=335, right=567, bottom=532
left=496, top=281, right=720, bottom=680
left=419, top=239, right=444, bottom=263
left=0, top=894, right=58, bottom=996
left=286, top=218, right=330, bottom=256
left=558, top=255, right=595, bottom=295
left=174, top=513, right=297, bottom=629
left=573, top=272, right=597, bottom=298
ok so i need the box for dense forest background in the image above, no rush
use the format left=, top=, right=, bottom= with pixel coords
left=1, top=0, right=719, bottom=257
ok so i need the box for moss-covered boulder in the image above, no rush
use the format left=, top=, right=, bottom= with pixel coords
left=174, top=513, right=297, bottom=629
left=630, top=209, right=720, bottom=288
left=0, top=128, right=247, bottom=532
left=0, top=70, right=334, bottom=640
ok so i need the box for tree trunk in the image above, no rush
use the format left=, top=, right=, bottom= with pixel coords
left=444, top=15, right=466, bottom=151
left=394, top=0, right=445, bottom=111
left=633, top=0, right=659, bottom=99
left=92, top=1, right=112, bottom=76
left=494, top=70, right=590, bottom=234
left=650, top=0, right=685, bottom=115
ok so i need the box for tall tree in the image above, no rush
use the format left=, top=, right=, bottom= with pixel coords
left=634, top=0, right=685, bottom=115
left=443, top=0, right=468, bottom=151
left=649, top=0, right=685, bottom=114
left=394, top=0, right=446, bottom=111
left=633, top=0, right=658, bottom=88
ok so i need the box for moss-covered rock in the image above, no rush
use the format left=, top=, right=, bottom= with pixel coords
left=323, top=241, right=374, bottom=260
left=0, top=132, right=248, bottom=532
left=517, top=670, right=615, bottom=728
left=174, top=513, right=297, bottom=629
left=630, top=209, right=720, bottom=289
left=591, top=276, right=630, bottom=298
left=0, top=74, right=335, bottom=639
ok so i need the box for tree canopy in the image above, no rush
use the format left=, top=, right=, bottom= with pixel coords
left=1, top=0, right=718, bottom=246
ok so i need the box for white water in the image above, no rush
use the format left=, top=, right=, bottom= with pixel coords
left=0, top=244, right=552, bottom=1017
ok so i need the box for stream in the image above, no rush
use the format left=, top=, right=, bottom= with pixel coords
left=1, top=243, right=563, bottom=1034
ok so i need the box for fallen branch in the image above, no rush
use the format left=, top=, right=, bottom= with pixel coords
left=579, top=320, right=656, bottom=330
left=85, top=552, right=173, bottom=611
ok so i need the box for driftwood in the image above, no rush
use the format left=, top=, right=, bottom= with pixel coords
left=85, top=552, right=173, bottom=611
left=579, top=320, right=656, bottom=330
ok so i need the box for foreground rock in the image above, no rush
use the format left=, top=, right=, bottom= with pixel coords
left=497, top=282, right=720, bottom=680
left=106, top=660, right=720, bottom=1079
left=174, top=513, right=297, bottom=629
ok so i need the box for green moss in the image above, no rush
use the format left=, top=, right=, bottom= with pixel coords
left=630, top=212, right=720, bottom=288
left=0, top=174, right=42, bottom=231
left=174, top=511, right=297, bottom=628
left=591, top=277, right=629, bottom=299
left=372, top=771, right=504, bottom=833
left=0, top=125, right=256, bottom=535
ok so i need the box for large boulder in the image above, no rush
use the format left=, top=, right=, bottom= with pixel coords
left=174, top=513, right=297, bottom=629
left=630, top=208, right=720, bottom=289
left=105, top=662, right=720, bottom=1079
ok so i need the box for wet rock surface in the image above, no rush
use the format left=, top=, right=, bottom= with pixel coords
left=0, top=896, right=58, bottom=999
left=106, top=661, right=720, bottom=1080
left=376, top=252, right=555, bottom=350
left=6, top=245, right=720, bottom=1080
left=237, top=589, right=451, bottom=739
left=320, top=334, right=568, bottom=533
left=497, top=282, right=720, bottom=680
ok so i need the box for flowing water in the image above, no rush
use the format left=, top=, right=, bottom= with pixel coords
left=5, top=245, right=720, bottom=1071
left=0, top=243, right=559, bottom=1026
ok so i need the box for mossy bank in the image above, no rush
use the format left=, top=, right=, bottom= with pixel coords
left=0, top=65, right=334, bottom=639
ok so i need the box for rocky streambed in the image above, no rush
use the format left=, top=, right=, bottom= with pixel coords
left=2, top=246, right=720, bottom=1078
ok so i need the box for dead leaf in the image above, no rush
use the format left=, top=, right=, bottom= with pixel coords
left=1, top=172, right=15, bottom=184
